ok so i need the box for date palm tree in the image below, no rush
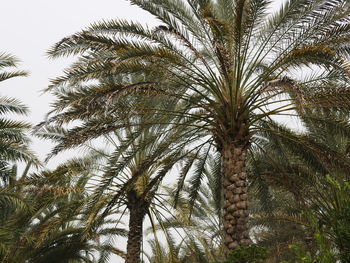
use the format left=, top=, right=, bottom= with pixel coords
left=44, top=0, right=350, bottom=252
left=36, top=71, right=210, bottom=263
left=1, top=157, right=126, bottom=263
left=148, top=108, right=350, bottom=262
left=78, top=108, right=202, bottom=263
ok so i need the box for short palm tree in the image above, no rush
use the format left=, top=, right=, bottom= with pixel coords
left=44, top=0, right=350, bottom=252
left=81, top=112, right=199, bottom=263
left=36, top=72, right=209, bottom=263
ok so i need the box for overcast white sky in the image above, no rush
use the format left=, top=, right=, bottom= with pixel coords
left=1, top=1, right=283, bottom=261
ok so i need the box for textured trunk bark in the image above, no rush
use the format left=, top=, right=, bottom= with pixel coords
left=221, top=142, right=251, bottom=252
left=125, top=190, right=147, bottom=263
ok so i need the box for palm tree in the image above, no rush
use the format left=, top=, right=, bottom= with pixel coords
left=43, top=0, right=350, bottom=252
left=248, top=106, right=350, bottom=262
left=36, top=72, right=208, bottom=263
left=1, top=157, right=126, bottom=263
left=0, top=52, right=39, bottom=257
left=150, top=110, right=350, bottom=262
left=79, top=111, right=199, bottom=263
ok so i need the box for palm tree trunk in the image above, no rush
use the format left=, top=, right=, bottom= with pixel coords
left=221, top=142, right=251, bottom=251
left=126, top=190, right=147, bottom=263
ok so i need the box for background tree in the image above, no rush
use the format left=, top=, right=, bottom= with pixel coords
left=0, top=52, right=37, bottom=184
left=35, top=69, right=211, bottom=263
left=0, top=52, right=39, bottom=258
left=1, top=157, right=126, bottom=263
left=249, top=107, right=350, bottom=262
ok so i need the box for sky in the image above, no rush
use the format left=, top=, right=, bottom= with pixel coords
left=1, top=1, right=283, bottom=262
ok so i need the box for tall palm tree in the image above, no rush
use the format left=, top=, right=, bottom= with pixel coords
left=44, top=0, right=350, bottom=252
left=150, top=109, right=350, bottom=262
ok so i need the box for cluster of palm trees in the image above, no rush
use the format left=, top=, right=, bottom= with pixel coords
left=2, top=0, right=350, bottom=262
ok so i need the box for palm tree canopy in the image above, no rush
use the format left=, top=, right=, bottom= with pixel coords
left=42, top=0, right=350, bottom=252
left=45, top=0, right=350, bottom=143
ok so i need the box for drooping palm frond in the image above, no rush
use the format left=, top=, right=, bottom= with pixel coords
left=0, top=52, right=38, bottom=172
left=0, top=53, right=27, bottom=82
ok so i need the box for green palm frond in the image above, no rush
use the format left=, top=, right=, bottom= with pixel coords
left=0, top=53, right=28, bottom=82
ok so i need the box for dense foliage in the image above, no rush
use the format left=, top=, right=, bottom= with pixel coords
left=2, top=0, right=350, bottom=263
